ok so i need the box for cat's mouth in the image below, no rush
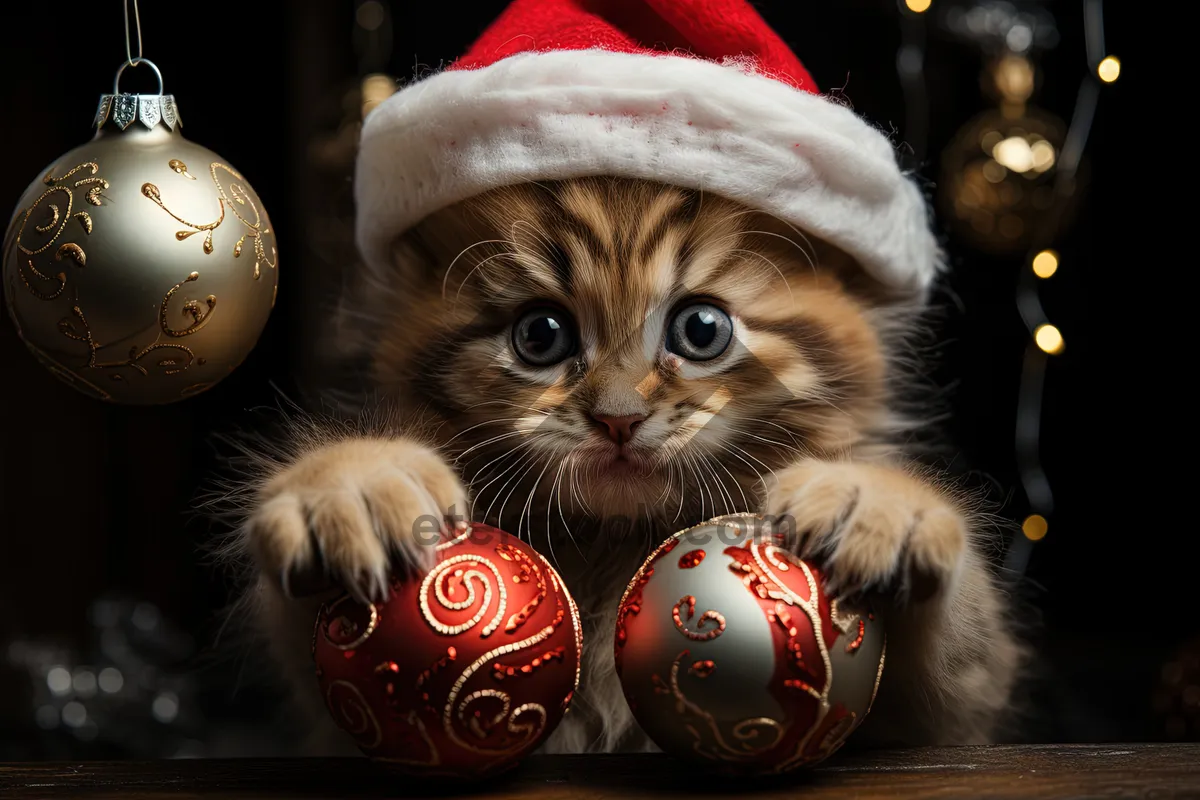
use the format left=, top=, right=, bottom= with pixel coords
left=595, top=448, right=654, bottom=478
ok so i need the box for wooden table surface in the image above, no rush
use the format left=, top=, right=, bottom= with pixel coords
left=1, top=744, right=1198, bottom=799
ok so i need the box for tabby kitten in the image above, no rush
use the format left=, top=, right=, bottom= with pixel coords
left=233, top=177, right=1021, bottom=755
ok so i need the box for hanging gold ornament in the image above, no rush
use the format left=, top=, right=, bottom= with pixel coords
left=2, top=60, right=278, bottom=404
left=938, top=54, right=1087, bottom=255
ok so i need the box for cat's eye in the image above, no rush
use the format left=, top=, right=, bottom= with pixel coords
left=666, top=302, right=733, bottom=361
left=512, top=307, right=577, bottom=366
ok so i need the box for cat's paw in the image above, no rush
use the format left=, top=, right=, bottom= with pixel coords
left=245, top=438, right=466, bottom=604
left=761, top=461, right=966, bottom=602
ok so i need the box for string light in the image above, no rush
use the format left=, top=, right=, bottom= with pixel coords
left=996, top=0, right=1108, bottom=577
left=1034, top=324, right=1063, bottom=355
left=905, top=0, right=932, bottom=12
left=1022, top=514, right=1049, bottom=541
left=1097, top=55, right=1120, bottom=83
left=1032, top=249, right=1059, bottom=278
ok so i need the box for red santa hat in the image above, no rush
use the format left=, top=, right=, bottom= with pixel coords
left=355, top=0, right=941, bottom=300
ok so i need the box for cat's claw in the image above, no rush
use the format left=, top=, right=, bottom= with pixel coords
left=245, top=438, right=466, bottom=603
left=761, top=460, right=967, bottom=603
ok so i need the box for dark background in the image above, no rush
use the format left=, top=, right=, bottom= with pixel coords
left=0, top=0, right=1182, bottom=761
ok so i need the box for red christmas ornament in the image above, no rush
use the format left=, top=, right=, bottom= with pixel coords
left=312, top=524, right=582, bottom=778
left=615, top=514, right=885, bottom=774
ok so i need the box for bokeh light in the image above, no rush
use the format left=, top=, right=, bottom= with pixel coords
left=1034, top=324, right=1065, bottom=355
left=1032, top=250, right=1059, bottom=278
left=1098, top=56, right=1121, bottom=83
left=1023, top=514, right=1049, bottom=541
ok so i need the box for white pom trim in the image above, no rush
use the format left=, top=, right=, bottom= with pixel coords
left=355, top=49, right=942, bottom=300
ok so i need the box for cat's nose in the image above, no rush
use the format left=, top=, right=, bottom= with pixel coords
left=589, top=413, right=646, bottom=445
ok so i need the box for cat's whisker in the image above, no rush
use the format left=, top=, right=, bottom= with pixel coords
left=712, top=441, right=770, bottom=494
left=451, top=425, right=539, bottom=461
left=455, top=250, right=522, bottom=303
left=682, top=451, right=708, bottom=520
left=756, top=418, right=805, bottom=446
left=732, top=427, right=803, bottom=455
left=568, top=455, right=591, bottom=517
left=445, top=417, right=534, bottom=447
left=546, top=455, right=571, bottom=567
left=713, top=218, right=818, bottom=270
left=727, top=248, right=795, bottom=307
left=467, top=438, right=545, bottom=510
left=672, top=461, right=686, bottom=523
left=463, top=438, right=540, bottom=489
left=478, top=447, right=541, bottom=529
left=458, top=399, right=553, bottom=415
left=493, top=454, right=544, bottom=536
left=710, top=453, right=750, bottom=512
left=441, top=238, right=510, bottom=300
left=519, top=459, right=553, bottom=546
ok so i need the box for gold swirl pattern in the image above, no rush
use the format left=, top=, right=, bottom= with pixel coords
left=436, top=522, right=474, bottom=550
left=8, top=160, right=218, bottom=395
left=419, top=554, right=507, bottom=637
left=415, top=541, right=574, bottom=762
left=17, top=186, right=75, bottom=255
left=442, top=622, right=557, bottom=757
left=55, top=242, right=86, bottom=267
left=321, top=595, right=380, bottom=651
left=34, top=204, right=59, bottom=233
left=665, top=650, right=785, bottom=760
left=18, top=259, right=66, bottom=301
left=142, top=161, right=277, bottom=280
left=539, top=555, right=582, bottom=710
left=743, top=540, right=879, bottom=774
left=325, top=679, right=383, bottom=751
left=374, top=710, right=441, bottom=768
left=160, top=272, right=216, bottom=337
left=56, top=305, right=197, bottom=377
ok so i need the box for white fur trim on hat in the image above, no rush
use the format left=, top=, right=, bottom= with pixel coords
left=355, top=49, right=942, bottom=299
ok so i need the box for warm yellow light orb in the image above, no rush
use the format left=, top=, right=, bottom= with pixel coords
left=1098, top=56, right=1121, bottom=83
left=1022, top=514, right=1049, bottom=541
left=1034, top=324, right=1065, bottom=354
left=1032, top=250, right=1059, bottom=278
left=905, top=0, right=932, bottom=12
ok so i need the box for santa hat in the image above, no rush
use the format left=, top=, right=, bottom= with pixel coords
left=355, top=0, right=941, bottom=301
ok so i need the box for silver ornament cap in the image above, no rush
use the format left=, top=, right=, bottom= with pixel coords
left=615, top=513, right=886, bottom=774
left=3, top=60, right=278, bottom=404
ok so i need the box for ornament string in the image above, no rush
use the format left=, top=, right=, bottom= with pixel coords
left=1004, top=0, right=1110, bottom=576
left=124, top=0, right=143, bottom=66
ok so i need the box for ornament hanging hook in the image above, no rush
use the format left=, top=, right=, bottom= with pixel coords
left=124, top=0, right=143, bottom=67
left=113, top=58, right=163, bottom=95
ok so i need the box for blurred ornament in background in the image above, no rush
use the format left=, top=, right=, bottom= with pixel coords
left=2, top=54, right=278, bottom=404
left=4, top=596, right=205, bottom=759
left=1154, top=636, right=1200, bottom=742
left=937, top=33, right=1087, bottom=255
left=939, top=103, right=1082, bottom=254
left=937, top=0, right=1059, bottom=56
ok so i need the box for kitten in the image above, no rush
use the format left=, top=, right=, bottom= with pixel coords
left=229, top=177, right=1022, bottom=755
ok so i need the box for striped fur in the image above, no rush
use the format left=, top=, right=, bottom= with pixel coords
left=233, top=178, right=1021, bottom=756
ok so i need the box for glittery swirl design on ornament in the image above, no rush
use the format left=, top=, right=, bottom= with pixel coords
left=417, top=541, right=575, bottom=762
left=725, top=538, right=885, bottom=772
left=320, top=594, right=380, bottom=651
left=324, top=679, right=384, bottom=751
left=9, top=161, right=216, bottom=396
left=653, top=649, right=785, bottom=761
left=672, top=595, right=726, bottom=641
left=142, top=161, right=277, bottom=279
